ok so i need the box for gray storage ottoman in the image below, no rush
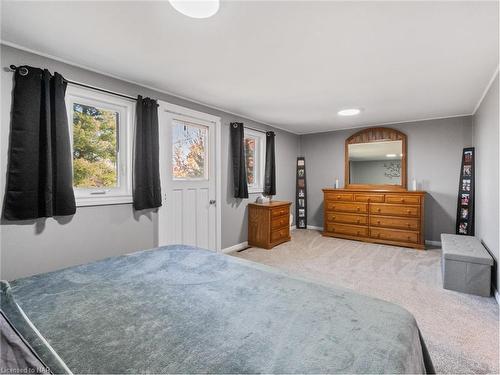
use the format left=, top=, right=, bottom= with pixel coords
left=441, top=234, right=493, bottom=297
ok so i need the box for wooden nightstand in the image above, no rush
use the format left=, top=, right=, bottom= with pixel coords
left=248, top=201, right=292, bottom=249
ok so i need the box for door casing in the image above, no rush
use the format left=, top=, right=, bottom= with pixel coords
left=157, top=101, right=222, bottom=251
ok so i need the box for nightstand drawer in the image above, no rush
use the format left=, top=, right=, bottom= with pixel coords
left=271, top=206, right=289, bottom=218
left=271, top=216, right=289, bottom=230
left=271, top=227, right=289, bottom=242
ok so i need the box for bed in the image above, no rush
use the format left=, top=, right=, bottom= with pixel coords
left=1, top=245, right=434, bottom=374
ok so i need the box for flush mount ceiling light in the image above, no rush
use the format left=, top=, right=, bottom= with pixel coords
left=337, top=108, right=361, bottom=116
left=169, top=0, right=219, bottom=19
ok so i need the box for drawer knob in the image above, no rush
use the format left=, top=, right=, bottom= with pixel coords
left=377, top=221, right=380, bottom=224
left=356, top=231, right=360, bottom=235
left=407, top=210, right=411, bottom=214
left=356, top=207, right=360, bottom=211
left=401, top=199, right=405, bottom=203
left=356, top=219, right=360, bottom=223
left=377, top=208, right=381, bottom=212
left=407, top=236, right=411, bottom=240
left=337, top=195, right=341, bottom=199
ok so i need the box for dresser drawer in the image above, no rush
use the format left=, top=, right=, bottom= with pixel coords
left=271, top=206, right=289, bottom=218
left=385, top=194, right=421, bottom=205
left=370, top=216, right=420, bottom=231
left=326, top=212, right=368, bottom=226
left=370, top=204, right=420, bottom=217
left=271, top=216, right=289, bottom=230
left=324, top=192, right=353, bottom=201
left=271, top=227, right=289, bottom=242
left=325, top=223, right=368, bottom=237
left=370, top=228, right=419, bottom=244
left=354, top=193, right=385, bottom=203
left=325, top=202, right=368, bottom=213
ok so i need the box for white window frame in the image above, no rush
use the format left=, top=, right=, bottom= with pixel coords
left=65, top=85, right=135, bottom=207
left=244, top=128, right=266, bottom=194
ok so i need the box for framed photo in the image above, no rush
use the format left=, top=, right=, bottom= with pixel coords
left=298, top=198, right=305, bottom=207
left=460, top=208, right=469, bottom=219
left=297, top=160, right=305, bottom=166
left=462, top=179, right=471, bottom=191
left=298, top=169, right=305, bottom=177
left=458, top=222, right=468, bottom=234
left=298, top=189, right=305, bottom=198
left=464, top=151, right=472, bottom=163
left=461, top=193, right=469, bottom=205
left=298, top=179, right=305, bottom=188
left=299, top=218, right=305, bottom=228
left=463, top=165, right=471, bottom=176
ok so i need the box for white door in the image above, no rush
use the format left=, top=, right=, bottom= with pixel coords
left=158, top=102, right=221, bottom=251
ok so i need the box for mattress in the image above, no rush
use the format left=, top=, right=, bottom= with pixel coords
left=1, top=245, right=434, bottom=374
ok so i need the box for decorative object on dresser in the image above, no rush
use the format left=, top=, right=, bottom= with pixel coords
left=322, top=127, right=426, bottom=250
left=296, top=157, right=307, bottom=229
left=322, top=189, right=425, bottom=249
left=455, top=147, right=474, bottom=236
left=248, top=201, right=291, bottom=249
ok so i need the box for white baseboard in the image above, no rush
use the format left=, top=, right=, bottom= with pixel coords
left=221, top=241, right=248, bottom=254
left=290, top=225, right=296, bottom=231
left=425, top=240, right=442, bottom=247
left=306, top=225, right=324, bottom=231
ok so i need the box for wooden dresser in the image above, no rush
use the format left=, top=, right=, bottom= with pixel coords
left=322, top=189, right=425, bottom=249
left=248, top=201, right=291, bottom=249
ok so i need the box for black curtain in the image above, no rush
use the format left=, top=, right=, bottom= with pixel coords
left=133, top=96, right=162, bottom=210
left=3, top=66, right=76, bottom=220
left=230, top=122, right=248, bottom=199
left=264, top=131, right=276, bottom=196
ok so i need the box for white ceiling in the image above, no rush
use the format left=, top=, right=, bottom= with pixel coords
left=1, top=1, right=498, bottom=134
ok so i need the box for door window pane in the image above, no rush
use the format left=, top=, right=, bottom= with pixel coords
left=172, top=120, right=208, bottom=179
left=72, top=103, right=119, bottom=188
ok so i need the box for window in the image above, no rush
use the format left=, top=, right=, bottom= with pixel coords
left=172, top=120, right=208, bottom=180
left=244, top=128, right=266, bottom=193
left=66, top=86, right=134, bottom=206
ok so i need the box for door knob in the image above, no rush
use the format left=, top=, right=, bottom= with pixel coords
left=209, top=200, right=216, bottom=205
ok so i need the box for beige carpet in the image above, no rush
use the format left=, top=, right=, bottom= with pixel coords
left=229, top=229, right=499, bottom=374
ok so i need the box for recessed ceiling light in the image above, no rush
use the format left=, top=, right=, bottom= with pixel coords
left=337, top=108, right=361, bottom=116
left=169, top=0, right=219, bottom=19
left=386, top=154, right=397, bottom=158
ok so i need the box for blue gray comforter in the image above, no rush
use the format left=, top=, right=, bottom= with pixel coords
left=1, top=245, right=434, bottom=374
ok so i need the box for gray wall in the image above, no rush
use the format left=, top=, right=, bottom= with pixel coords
left=300, top=117, right=473, bottom=242
left=0, top=45, right=300, bottom=280
left=472, top=72, right=499, bottom=288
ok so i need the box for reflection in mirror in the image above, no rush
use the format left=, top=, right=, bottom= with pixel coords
left=348, top=140, right=403, bottom=185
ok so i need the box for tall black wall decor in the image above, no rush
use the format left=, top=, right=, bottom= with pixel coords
left=456, top=147, right=475, bottom=235
left=296, top=157, right=307, bottom=229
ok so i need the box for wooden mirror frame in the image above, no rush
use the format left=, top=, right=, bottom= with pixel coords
left=345, top=127, right=407, bottom=191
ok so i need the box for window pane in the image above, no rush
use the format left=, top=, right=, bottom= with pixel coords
left=72, top=103, right=118, bottom=188
left=245, top=137, right=256, bottom=185
left=172, top=121, right=207, bottom=179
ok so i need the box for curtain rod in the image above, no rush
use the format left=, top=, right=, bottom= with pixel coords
left=9, top=65, right=137, bottom=101
left=244, top=126, right=269, bottom=134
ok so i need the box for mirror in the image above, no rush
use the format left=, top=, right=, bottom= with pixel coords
left=345, top=127, right=407, bottom=190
